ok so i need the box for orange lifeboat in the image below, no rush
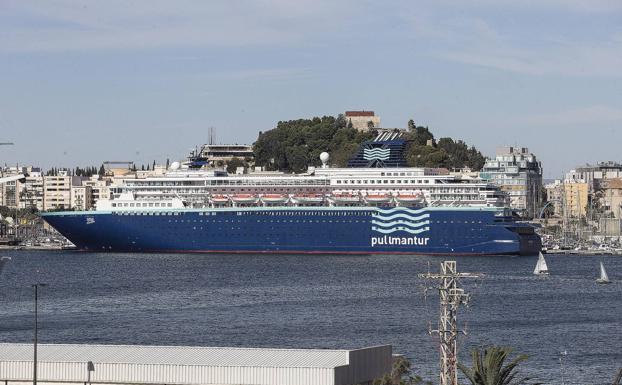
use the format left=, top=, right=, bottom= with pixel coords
left=364, top=193, right=392, bottom=204
left=260, top=194, right=289, bottom=204
left=230, top=194, right=259, bottom=204
left=329, top=193, right=360, bottom=204
left=395, top=192, right=425, bottom=205
left=210, top=195, right=230, bottom=205
left=291, top=194, right=324, bottom=205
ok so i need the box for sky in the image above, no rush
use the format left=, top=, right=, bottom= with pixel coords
left=0, top=0, right=620, bottom=178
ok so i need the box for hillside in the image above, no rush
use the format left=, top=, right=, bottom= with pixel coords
left=252, top=116, right=486, bottom=172
left=253, top=115, right=375, bottom=173
left=403, top=120, right=486, bottom=170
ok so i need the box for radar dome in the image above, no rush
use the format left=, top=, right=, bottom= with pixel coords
left=170, top=161, right=181, bottom=170
left=319, top=152, right=330, bottom=169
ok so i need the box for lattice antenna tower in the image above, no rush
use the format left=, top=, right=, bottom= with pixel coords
left=418, top=261, right=481, bottom=385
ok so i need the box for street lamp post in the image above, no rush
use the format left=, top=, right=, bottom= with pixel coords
left=32, top=283, right=47, bottom=385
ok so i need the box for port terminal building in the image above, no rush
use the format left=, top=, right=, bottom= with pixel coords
left=0, top=343, right=392, bottom=385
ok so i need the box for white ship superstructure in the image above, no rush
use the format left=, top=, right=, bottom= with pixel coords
left=109, top=166, right=506, bottom=209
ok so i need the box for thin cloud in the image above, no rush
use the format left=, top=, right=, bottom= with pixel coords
left=434, top=0, right=622, bottom=13
left=519, top=105, right=622, bottom=127
left=0, top=0, right=354, bottom=53
left=402, top=9, right=622, bottom=77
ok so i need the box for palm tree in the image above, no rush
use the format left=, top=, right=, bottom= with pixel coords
left=458, top=346, right=540, bottom=385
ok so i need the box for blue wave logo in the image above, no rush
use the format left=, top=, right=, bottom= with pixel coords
left=363, top=148, right=390, bottom=161
left=372, top=207, right=430, bottom=235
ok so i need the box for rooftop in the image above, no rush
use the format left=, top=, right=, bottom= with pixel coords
left=0, top=343, right=365, bottom=368
left=345, top=110, right=375, bottom=117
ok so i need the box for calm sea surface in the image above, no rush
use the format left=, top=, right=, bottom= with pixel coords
left=1, top=250, right=621, bottom=384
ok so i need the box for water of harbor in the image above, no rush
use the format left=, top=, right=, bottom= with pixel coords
left=0, top=250, right=620, bottom=385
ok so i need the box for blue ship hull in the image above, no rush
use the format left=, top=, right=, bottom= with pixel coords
left=41, top=206, right=541, bottom=256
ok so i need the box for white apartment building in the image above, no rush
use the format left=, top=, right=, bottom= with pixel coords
left=1, top=167, right=24, bottom=208
left=480, top=146, right=543, bottom=218
left=19, top=172, right=44, bottom=211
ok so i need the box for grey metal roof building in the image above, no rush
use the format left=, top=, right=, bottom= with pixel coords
left=0, top=343, right=392, bottom=385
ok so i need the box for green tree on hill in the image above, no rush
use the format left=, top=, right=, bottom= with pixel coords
left=404, top=120, right=485, bottom=170
left=253, top=115, right=486, bottom=172
left=253, top=115, right=374, bottom=173
left=226, top=157, right=247, bottom=174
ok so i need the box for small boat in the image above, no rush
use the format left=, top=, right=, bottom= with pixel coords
left=210, top=195, right=230, bottom=205
left=364, top=194, right=392, bottom=204
left=291, top=194, right=324, bottom=204
left=394, top=193, right=425, bottom=205
left=329, top=193, right=360, bottom=204
left=260, top=194, right=289, bottom=205
left=596, top=262, right=611, bottom=284
left=533, top=252, right=549, bottom=276
left=230, top=194, right=259, bottom=205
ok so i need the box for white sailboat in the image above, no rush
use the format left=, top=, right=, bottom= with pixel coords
left=596, top=262, right=611, bottom=284
left=533, top=252, right=549, bottom=276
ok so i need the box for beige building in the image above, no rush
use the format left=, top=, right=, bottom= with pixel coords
left=564, top=181, right=588, bottom=219
left=544, top=180, right=563, bottom=217
left=345, top=110, right=381, bottom=131
left=103, top=161, right=135, bottom=177
left=43, top=172, right=73, bottom=211
left=82, top=175, right=112, bottom=208
left=602, top=178, right=622, bottom=219
left=70, top=185, right=93, bottom=211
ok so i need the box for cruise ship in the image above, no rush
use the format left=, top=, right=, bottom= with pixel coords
left=41, top=137, right=541, bottom=255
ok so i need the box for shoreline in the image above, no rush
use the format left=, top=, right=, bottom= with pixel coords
left=2, top=244, right=622, bottom=256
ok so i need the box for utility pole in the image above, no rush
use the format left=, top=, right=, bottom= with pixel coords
left=32, top=283, right=47, bottom=385
left=419, top=261, right=481, bottom=385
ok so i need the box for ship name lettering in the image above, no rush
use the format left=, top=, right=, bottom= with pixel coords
left=371, top=236, right=430, bottom=247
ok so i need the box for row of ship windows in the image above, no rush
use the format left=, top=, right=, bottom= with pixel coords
left=164, top=230, right=490, bottom=239
left=170, top=220, right=367, bottom=224
left=113, top=202, right=174, bottom=208
left=155, top=219, right=485, bottom=225
left=127, top=181, right=329, bottom=186
left=381, top=172, right=423, bottom=176
left=336, top=179, right=430, bottom=185
left=114, top=211, right=378, bottom=217
left=112, top=212, right=484, bottom=224
left=228, top=211, right=374, bottom=216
